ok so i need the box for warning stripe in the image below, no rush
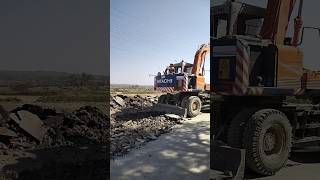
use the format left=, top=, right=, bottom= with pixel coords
left=233, top=45, right=250, bottom=95
left=182, top=73, right=188, bottom=91
left=182, top=74, right=194, bottom=92
left=155, top=87, right=175, bottom=92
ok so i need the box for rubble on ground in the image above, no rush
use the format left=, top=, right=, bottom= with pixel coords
left=0, top=94, right=186, bottom=177
left=110, top=95, right=184, bottom=157
left=0, top=94, right=183, bottom=157
left=110, top=94, right=157, bottom=113
left=0, top=104, right=109, bottom=152
left=0, top=104, right=110, bottom=179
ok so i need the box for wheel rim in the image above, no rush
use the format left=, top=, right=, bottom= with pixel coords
left=263, top=124, right=286, bottom=156
left=192, top=101, right=200, bottom=111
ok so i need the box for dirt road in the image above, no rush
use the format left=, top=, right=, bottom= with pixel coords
left=110, top=113, right=210, bottom=180
left=252, top=151, right=320, bottom=179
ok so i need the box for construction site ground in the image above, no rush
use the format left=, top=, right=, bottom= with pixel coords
left=251, top=152, right=320, bottom=179
left=111, top=112, right=210, bottom=180
left=110, top=101, right=320, bottom=180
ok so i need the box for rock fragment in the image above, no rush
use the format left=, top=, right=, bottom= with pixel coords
left=11, top=110, right=46, bottom=142
left=0, top=127, right=17, bottom=138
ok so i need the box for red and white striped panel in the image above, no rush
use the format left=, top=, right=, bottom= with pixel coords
left=182, top=73, right=192, bottom=92
left=232, top=42, right=250, bottom=95
left=155, top=87, right=175, bottom=92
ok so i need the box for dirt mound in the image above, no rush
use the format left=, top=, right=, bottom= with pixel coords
left=42, top=106, right=109, bottom=148
left=110, top=95, right=157, bottom=113
left=0, top=105, right=109, bottom=151
left=0, top=104, right=109, bottom=179
left=109, top=95, right=184, bottom=157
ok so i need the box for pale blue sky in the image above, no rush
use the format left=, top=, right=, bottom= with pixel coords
left=111, top=0, right=320, bottom=85
left=110, top=0, right=210, bottom=85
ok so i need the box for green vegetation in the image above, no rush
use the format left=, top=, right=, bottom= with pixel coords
left=110, top=84, right=156, bottom=95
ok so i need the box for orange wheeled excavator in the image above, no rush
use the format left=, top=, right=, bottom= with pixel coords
left=211, top=0, right=320, bottom=179
left=154, top=43, right=210, bottom=117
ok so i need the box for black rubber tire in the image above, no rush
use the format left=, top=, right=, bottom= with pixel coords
left=186, top=96, right=202, bottom=117
left=242, top=109, right=292, bottom=176
left=227, top=108, right=258, bottom=148
left=181, top=96, right=189, bottom=108
left=158, top=94, right=167, bottom=104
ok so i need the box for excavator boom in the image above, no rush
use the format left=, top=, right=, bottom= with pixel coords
left=191, top=43, right=210, bottom=75
left=260, top=0, right=297, bottom=44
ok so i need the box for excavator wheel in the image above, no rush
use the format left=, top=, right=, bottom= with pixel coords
left=185, top=96, right=202, bottom=117
left=242, top=109, right=292, bottom=176
left=181, top=96, right=188, bottom=108
left=158, top=94, right=167, bottom=104
left=227, top=108, right=258, bottom=148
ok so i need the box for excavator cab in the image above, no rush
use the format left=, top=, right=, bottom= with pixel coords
left=154, top=60, right=195, bottom=92
left=211, top=2, right=277, bottom=95
left=212, top=0, right=304, bottom=95
left=212, top=2, right=266, bottom=38
left=163, top=61, right=193, bottom=75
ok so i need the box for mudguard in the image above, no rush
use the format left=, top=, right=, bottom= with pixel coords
left=210, top=141, right=246, bottom=180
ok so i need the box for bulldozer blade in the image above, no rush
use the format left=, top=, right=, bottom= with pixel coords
left=210, top=141, right=245, bottom=180
left=152, top=103, right=187, bottom=117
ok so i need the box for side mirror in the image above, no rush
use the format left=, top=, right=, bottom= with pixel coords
left=299, top=26, right=320, bottom=46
